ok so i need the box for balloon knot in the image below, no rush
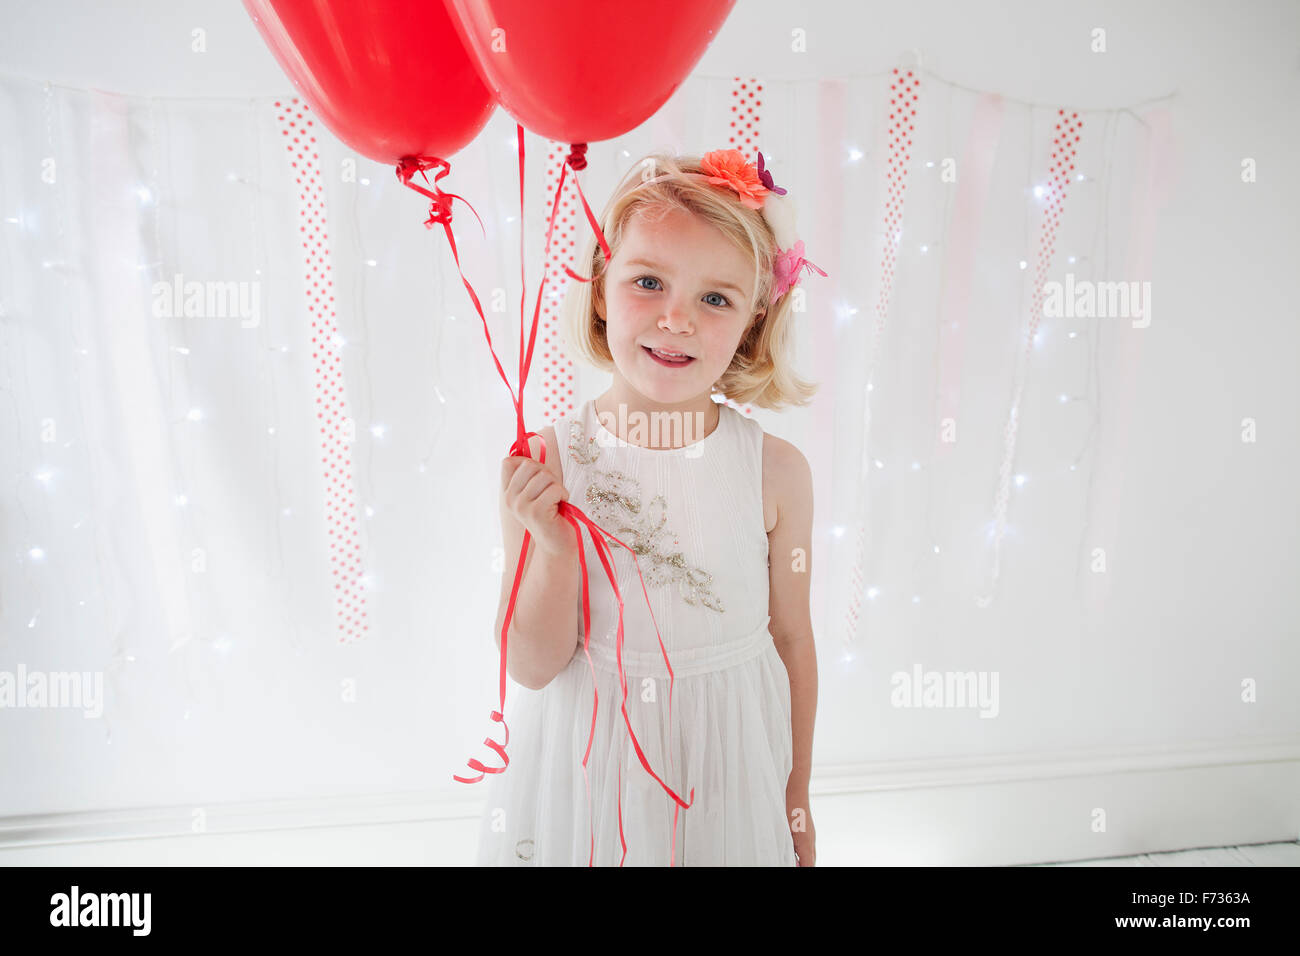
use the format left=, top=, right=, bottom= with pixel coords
left=396, top=155, right=455, bottom=228
left=567, top=143, right=589, bottom=172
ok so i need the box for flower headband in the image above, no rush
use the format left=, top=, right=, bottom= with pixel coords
left=697, top=148, right=827, bottom=302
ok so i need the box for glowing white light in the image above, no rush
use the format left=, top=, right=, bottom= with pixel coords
left=360, top=177, right=370, bottom=185
left=268, top=426, right=276, bottom=435
left=171, top=345, right=190, bottom=355
left=365, top=505, right=375, bottom=518
left=35, top=469, right=53, bottom=485
left=920, top=244, right=928, bottom=253
left=4, top=216, right=18, bottom=224
left=1067, top=331, right=1078, bottom=339
left=925, top=160, right=934, bottom=168
left=873, top=459, right=884, bottom=469
left=848, top=148, right=864, bottom=162
left=282, top=507, right=292, bottom=516
left=370, top=423, right=387, bottom=438
left=365, top=259, right=377, bottom=267
left=359, top=574, right=374, bottom=589
left=331, top=333, right=346, bottom=348
left=910, top=461, right=920, bottom=471
left=831, top=525, right=845, bottom=537
left=434, top=385, right=446, bottom=404
left=187, top=408, right=203, bottom=422
left=866, top=587, right=880, bottom=600
left=174, top=494, right=188, bottom=506
left=1018, top=260, right=1028, bottom=270
left=1014, top=474, right=1027, bottom=487
left=1059, top=394, right=1069, bottom=403
left=28, top=615, right=38, bottom=628
left=135, top=185, right=154, bottom=205
left=213, top=636, right=232, bottom=654
left=1067, top=255, right=1076, bottom=264
left=1032, top=184, right=1045, bottom=200
left=29, top=547, right=46, bottom=561
left=1076, top=173, right=1085, bottom=181
left=933, top=544, right=940, bottom=553
left=912, top=594, right=920, bottom=604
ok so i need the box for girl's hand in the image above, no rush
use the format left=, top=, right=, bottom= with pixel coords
left=501, top=453, right=575, bottom=557
left=786, top=782, right=816, bottom=866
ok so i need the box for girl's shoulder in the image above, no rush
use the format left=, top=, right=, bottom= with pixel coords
left=759, top=427, right=811, bottom=496
left=759, top=425, right=809, bottom=474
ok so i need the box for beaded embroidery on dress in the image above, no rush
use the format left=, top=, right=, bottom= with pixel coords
left=474, top=397, right=796, bottom=866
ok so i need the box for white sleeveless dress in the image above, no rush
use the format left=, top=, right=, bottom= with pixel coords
left=474, top=397, right=797, bottom=866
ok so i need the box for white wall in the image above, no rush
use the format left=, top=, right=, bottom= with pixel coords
left=1, top=0, right=1296, bottom=865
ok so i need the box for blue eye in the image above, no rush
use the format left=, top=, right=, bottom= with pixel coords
left=634, top=276, right=731, bottom=308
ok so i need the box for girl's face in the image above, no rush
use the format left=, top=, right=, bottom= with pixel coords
left=601, top=206, right=762, bottom=409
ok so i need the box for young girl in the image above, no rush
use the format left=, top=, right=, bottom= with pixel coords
left=475, top=148, right=822, bottom=866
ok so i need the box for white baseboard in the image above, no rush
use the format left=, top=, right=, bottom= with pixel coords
left=3, top=734, right=1297, bottom=866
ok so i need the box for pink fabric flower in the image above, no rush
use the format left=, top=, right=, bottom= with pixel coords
left=773, top=240, right=827, bottom=299
left=699, top=148, right=770, bottom=209
left=756, top=151, right=787, bottom=196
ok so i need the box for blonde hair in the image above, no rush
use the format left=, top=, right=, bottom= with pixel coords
left=560, top=151, right=818, bottom=411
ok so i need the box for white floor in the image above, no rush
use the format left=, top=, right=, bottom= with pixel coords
left=4, top=831, right=1297, bottom=866
left=1034, top=842, right=1300, bottom=866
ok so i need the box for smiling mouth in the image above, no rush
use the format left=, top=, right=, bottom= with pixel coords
left=643, top=345, right=696, bottom=366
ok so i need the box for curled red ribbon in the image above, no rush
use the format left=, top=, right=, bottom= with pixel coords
left=427, top=127, right=692, bottom=866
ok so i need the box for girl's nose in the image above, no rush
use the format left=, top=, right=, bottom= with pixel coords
left=658, top=302, right=694, bottom=333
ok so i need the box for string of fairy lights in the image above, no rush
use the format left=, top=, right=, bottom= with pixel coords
left=4, top=69, right=1175, bottom=707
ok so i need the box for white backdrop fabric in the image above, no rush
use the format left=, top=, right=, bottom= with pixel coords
left=1, top=64, right=1293, bottom=822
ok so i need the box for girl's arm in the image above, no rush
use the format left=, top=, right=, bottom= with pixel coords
left=765, top=435, right=818, bottom=792
left=494, top=428, right=582, bottom=690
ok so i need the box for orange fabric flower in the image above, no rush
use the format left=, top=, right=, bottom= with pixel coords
left=699, top=149, right=770, bottom=209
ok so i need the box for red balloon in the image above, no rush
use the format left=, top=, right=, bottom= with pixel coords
left=443, top=0, right=736, bottom=146
left=243, top=0, right=497, bottom=164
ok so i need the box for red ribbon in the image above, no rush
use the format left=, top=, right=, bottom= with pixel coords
left=417, top=128, right=693, bottom=866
